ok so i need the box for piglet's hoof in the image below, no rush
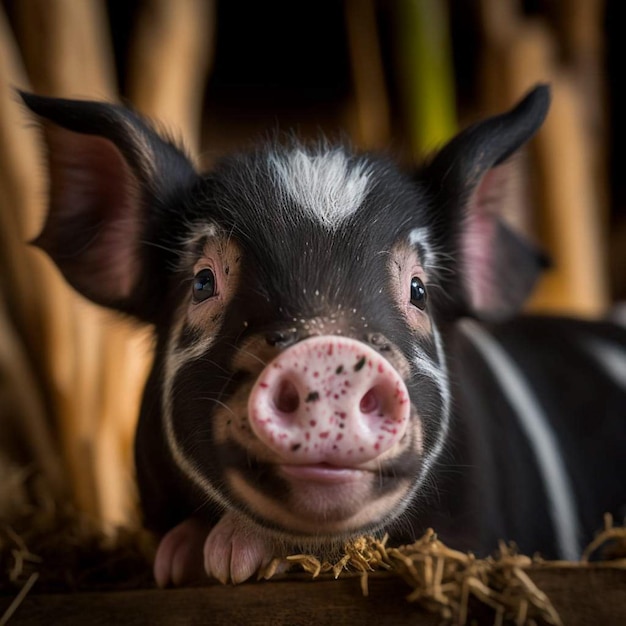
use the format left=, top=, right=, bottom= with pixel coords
left=203, top=511, right=273, bottom=584
left=154, top=517, right=210, bottom=588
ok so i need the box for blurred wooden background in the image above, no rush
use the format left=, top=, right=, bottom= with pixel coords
left=0, top=0, right=624, bottom=532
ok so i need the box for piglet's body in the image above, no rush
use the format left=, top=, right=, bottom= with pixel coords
left=22, top=86, right=626, bottom=586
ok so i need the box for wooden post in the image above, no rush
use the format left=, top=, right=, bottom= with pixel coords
left=478, top=0, right=608, bottom=317
left=344, top=0, right=391, bottom=150
left=0, top=6, right=65, bottom=499
left=10, top=0, right=146, bottom=527
left=394, top=0, right=457, bottom=160
left=126, top=0, right=216, bottom=156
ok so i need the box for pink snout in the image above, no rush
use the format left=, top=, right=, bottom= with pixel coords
left=248, top=336, right=410, bottom=466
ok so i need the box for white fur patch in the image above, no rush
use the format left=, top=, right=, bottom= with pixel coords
left=162, top=319, right=229, bottom=509
left=581, top=338, right=626, bottom=391
left=609, top=303, right=626, bottom=327
left=410, top=322, right=451, bottom=483
left=269, top=148, right=371, bottom=228
left=460, top=319, right=581, bottom=560
left=178, top=222, right=218, bottom=269
left=408, top=227, right=437, bottom=270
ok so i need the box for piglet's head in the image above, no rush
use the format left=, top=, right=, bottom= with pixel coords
left=22, top=87, right=549, bottom=545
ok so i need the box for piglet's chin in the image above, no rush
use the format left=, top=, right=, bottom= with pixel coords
left=279, top=473, right=385, bottom=528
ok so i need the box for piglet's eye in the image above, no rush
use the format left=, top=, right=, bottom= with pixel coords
left=192, top=268, right=216, bottom=302
left=410, top=276, right=427, bottom=310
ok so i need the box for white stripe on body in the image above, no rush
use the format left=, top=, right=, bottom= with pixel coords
left=581, top=338, right=626, bottom=391
left=459, top=319, right=581, bottom=560
left=608, top=302, right=626, bottom=327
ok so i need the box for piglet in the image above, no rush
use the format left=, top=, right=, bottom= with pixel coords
left=21, top=85, right=626, bottom=585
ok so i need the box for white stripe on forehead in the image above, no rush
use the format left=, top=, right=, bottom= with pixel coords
left=269, top=148, right=372, bottom=228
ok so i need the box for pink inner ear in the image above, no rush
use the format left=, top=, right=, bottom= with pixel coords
left=461, top=167, right=506, bottom=313
left=40, top=127, right=142, bottom=304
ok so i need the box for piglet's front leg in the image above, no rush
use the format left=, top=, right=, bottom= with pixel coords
left=154, top=512, right=275, bottom=587
left=203, top=512, right=277, bottom=584
left=154, top=517, right=208, bottom=587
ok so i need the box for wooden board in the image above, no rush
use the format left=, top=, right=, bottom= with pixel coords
left=2, top=568, right=626, bottom=626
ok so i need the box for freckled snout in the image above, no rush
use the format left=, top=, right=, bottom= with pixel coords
left=248, top=336, right=410, bottom=465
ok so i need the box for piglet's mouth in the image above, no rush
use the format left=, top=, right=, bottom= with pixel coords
left=279, top=463, right=365, bottom=484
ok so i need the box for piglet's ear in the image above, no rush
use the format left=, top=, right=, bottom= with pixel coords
left=20, top=92, right=197, bottom=321
left=425, top=85, right=550, bottom=321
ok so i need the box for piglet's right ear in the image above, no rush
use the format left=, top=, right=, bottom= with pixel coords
left=20, top=92, right=197, bottom=321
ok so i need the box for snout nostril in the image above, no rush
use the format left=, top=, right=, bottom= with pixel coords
left=266, top=329, right=297, bottom=348
left=274, top=379, right=300, bottom=413
left=359, top=388, right=380, bottom=414
left=266, top=331, right=285, bottom=347
left=368, top=333, right=391, bottom=352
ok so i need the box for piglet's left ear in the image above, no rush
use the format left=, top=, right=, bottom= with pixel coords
left=425, top=85, right=551, bottom=321
left=20, top=91, right=197, bottom=322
